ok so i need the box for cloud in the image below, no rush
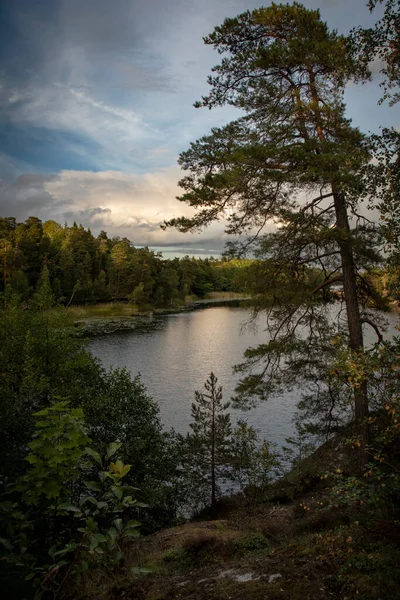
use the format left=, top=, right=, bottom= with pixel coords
left=44, top=167, right=227, bottom=246
left=2, top=0, right=390, bottom=181
left=0, top=0, right=393, bottom=261
left=0, top=0, right=249, bottom=176
left=0, top=165, right=281, bottom=256
left=0, top=166, right=233, bottom=252
left=0, top=174, right=59, bottom=220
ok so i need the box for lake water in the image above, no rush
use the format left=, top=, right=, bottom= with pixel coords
left=88, top=305, right=399, bottom=450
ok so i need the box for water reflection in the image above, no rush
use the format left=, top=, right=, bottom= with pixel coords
left=88, top=306, right=399, bottom=450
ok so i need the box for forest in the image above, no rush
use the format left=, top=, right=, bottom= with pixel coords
left=0, top=216, right=252, bottom=306
left=0, top=1, right=400, bottom=599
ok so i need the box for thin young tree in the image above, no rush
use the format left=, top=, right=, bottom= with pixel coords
left=166, top=3, right=383, bottom=462
left=184, top=372, right=232, bottom=508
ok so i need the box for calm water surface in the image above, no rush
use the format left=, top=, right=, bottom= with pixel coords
left=88, top=306, right=399, bottom=450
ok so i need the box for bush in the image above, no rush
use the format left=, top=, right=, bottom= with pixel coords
left=0, top=402, right=141, bottom=600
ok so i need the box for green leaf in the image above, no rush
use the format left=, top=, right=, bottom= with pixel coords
left=106, top=442, right=122, bottom=460
left=120, top=464, right=131, bottom=478
left=111, top=459, right=124, bottom=473
left=0, top=538, right=13, bottom=550
left=86, top=517, right=97, bottom=531
left=121, top=485, right=140, bottom=492
left=81, top=495, right=98, bottom=506
left=57, top=502, right=81, bottom=513
left=123, top=530, right=140, bottom=539
left=53, top=543, right=77, bottom=557
left=89, top=536, right=99, bottom=551
left=126, top=519, right=141, bottom=528
left=85, top=447, right=102, bottom=466
left=112, top=485, right=123, bottom=500
left=84, top=480, right=101, bottom=492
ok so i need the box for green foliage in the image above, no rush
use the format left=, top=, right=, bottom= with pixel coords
left=182, top=373, right=232, bottom=510
left=324, top=338, right=400, bottom=520
left=0, top=297, right=102, bottom=476
left=282, top=425, right=317, bottom=471
left=229, top=421, right=281, bottom=504
left=361, top=128, right=400, bottom=302
left=82, top=369, right=184, bottom=532
left=0, top=296, right=184, bottom=537
left=31, top=265, right=56, bottom=311
left=0, top=216, right=252, bottom=305
left=16, top=402, right=90, bottom=505
left=0, top=403, right=142, bottom=599
left=351, top=0, right=400, bottom=105
left=182, top=374, right=280, bottom=513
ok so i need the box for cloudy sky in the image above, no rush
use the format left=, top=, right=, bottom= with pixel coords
left=0, top=0, right=397, bottom=257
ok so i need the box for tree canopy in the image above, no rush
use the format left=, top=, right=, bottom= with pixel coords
left=351, top=0, right=400, bottom=105
left=0, top=215, right=250, bottom=306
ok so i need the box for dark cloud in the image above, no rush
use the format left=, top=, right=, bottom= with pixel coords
left=62, top=206, right=112, bottom=229
left=13, top=173, right=59, bottom=188
left=63, top=206, right=111, bottom=220
left=0, top=174, right=58, bottom=220
left=0, top=0, right=392, bottom=179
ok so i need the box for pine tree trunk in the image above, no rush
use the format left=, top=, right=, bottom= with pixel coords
left=333, top=188, right=369, bottom=467
left=211, top=409, right=216, bottom=505
left=211, top=451, right=216, bottom=505
left=310, top=71, right=369, bottom=467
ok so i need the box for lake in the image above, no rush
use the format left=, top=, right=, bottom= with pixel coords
left=88, top=304, right=399, bottom=450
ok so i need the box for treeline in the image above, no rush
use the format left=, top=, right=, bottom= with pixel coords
left=0, top=216, right=251, bottom=306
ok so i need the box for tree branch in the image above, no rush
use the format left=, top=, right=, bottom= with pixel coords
left=312, top=275, right=343, bottom=295
left=360, top=318, right=383, bottom=343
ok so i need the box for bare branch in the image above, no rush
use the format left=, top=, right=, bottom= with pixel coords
left=361, top=318, right=383, bottom=343
left=312, top=275, right=343, bottom=295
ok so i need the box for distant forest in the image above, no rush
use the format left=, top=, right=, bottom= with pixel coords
left=0, top=216, right=251, bottom=306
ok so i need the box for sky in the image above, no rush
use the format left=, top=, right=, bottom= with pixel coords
left=0, top=0, right=398, bottom=258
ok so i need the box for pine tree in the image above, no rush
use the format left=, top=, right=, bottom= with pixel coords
left=31, top=264, right=55, bottom=311
left=351, top=0, right=400, bottom=106
left=351, top=1, right=400, bottom=298
left=184, top=373, right=232, bottom=508
left=166, top=3, right=383, bottom=462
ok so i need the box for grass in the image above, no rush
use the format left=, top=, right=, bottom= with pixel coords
left=67, top=302, right=140, bottom=319
left=57, top=483, right=400, bottom=600
left=203, top=291, right=251, bottom=300
left=56, top=424, right=400, bottom=599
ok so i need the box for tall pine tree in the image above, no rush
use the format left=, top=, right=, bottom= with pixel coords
left=166, top=3, right=383, bottom=461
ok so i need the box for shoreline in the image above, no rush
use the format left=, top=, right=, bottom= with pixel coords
left=72, top=295, right=253, bottom=336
